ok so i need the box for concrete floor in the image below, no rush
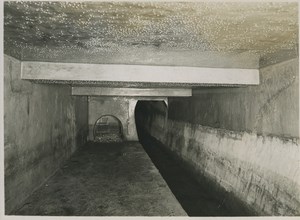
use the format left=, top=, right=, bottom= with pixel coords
left=13, top=142, right=187, bottom=216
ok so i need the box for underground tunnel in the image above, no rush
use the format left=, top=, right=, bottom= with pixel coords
left=2, top=1, right=300, bottom=217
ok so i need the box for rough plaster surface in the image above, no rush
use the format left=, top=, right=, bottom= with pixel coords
left=4, top=1, right=298, bottom=68
left=138, top=102, right=300, bottom=215
left=170, top=58, right=299, bottom=138
left=4, top=55, right=88, bottom=213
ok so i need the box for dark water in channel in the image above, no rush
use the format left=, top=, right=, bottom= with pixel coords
left=136, top=126, right=256, bottom=216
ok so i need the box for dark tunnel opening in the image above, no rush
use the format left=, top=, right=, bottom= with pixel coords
left=135, top=100, right=256, bottom=216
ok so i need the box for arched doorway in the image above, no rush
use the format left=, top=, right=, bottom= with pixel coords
left=135, top=100, right=168, bottom=142
left=93, top=115, right=123, bottom=142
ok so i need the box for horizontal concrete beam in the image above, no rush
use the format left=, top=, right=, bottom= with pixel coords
left=72, top=87, right=191, bottom=97
left=22, top=61, right=259, bottom=85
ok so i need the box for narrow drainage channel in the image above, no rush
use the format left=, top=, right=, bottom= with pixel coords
left=137, top=127, right=256, bottom=216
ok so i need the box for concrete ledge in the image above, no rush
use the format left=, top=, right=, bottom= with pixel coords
left=146, top=114, right=300, bottom=216
left=22, top=61, right=259, bottom=85
left=72, top=87, right=192, bottom=97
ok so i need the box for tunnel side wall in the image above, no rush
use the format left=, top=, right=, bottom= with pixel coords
left=88, top=97, right=138, bottom=141
left=4, top=55, right=88, bottom=213
left=139, top=58, right=299, bottom=215
left=169, top=58, right=299, bottom=138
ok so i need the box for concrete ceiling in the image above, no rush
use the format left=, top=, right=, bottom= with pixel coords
left=4, top=1, right=298, bottom=69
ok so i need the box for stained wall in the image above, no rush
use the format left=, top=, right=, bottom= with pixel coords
left=88, top=97, right=139, bottom=141
left=137, top=58, right=300, bottom=215
left=4, top=55, right=88, bottom=213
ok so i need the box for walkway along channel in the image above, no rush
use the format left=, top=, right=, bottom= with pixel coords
left=12, top=141, right=186, bottom=216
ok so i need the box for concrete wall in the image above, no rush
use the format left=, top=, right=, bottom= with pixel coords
left=137, top=58, right=300, bottom=215
left=169, top=58, right=299, bottom=138
left=4, top=55, right=88, bottom=213
left=88, top=97, right=139, bottom=141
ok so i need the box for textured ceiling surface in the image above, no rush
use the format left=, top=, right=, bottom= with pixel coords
left=4, top=1, right=299, bottom=68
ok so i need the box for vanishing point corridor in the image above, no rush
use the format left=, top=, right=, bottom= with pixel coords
left=3, top=1, right=299, bottom=217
